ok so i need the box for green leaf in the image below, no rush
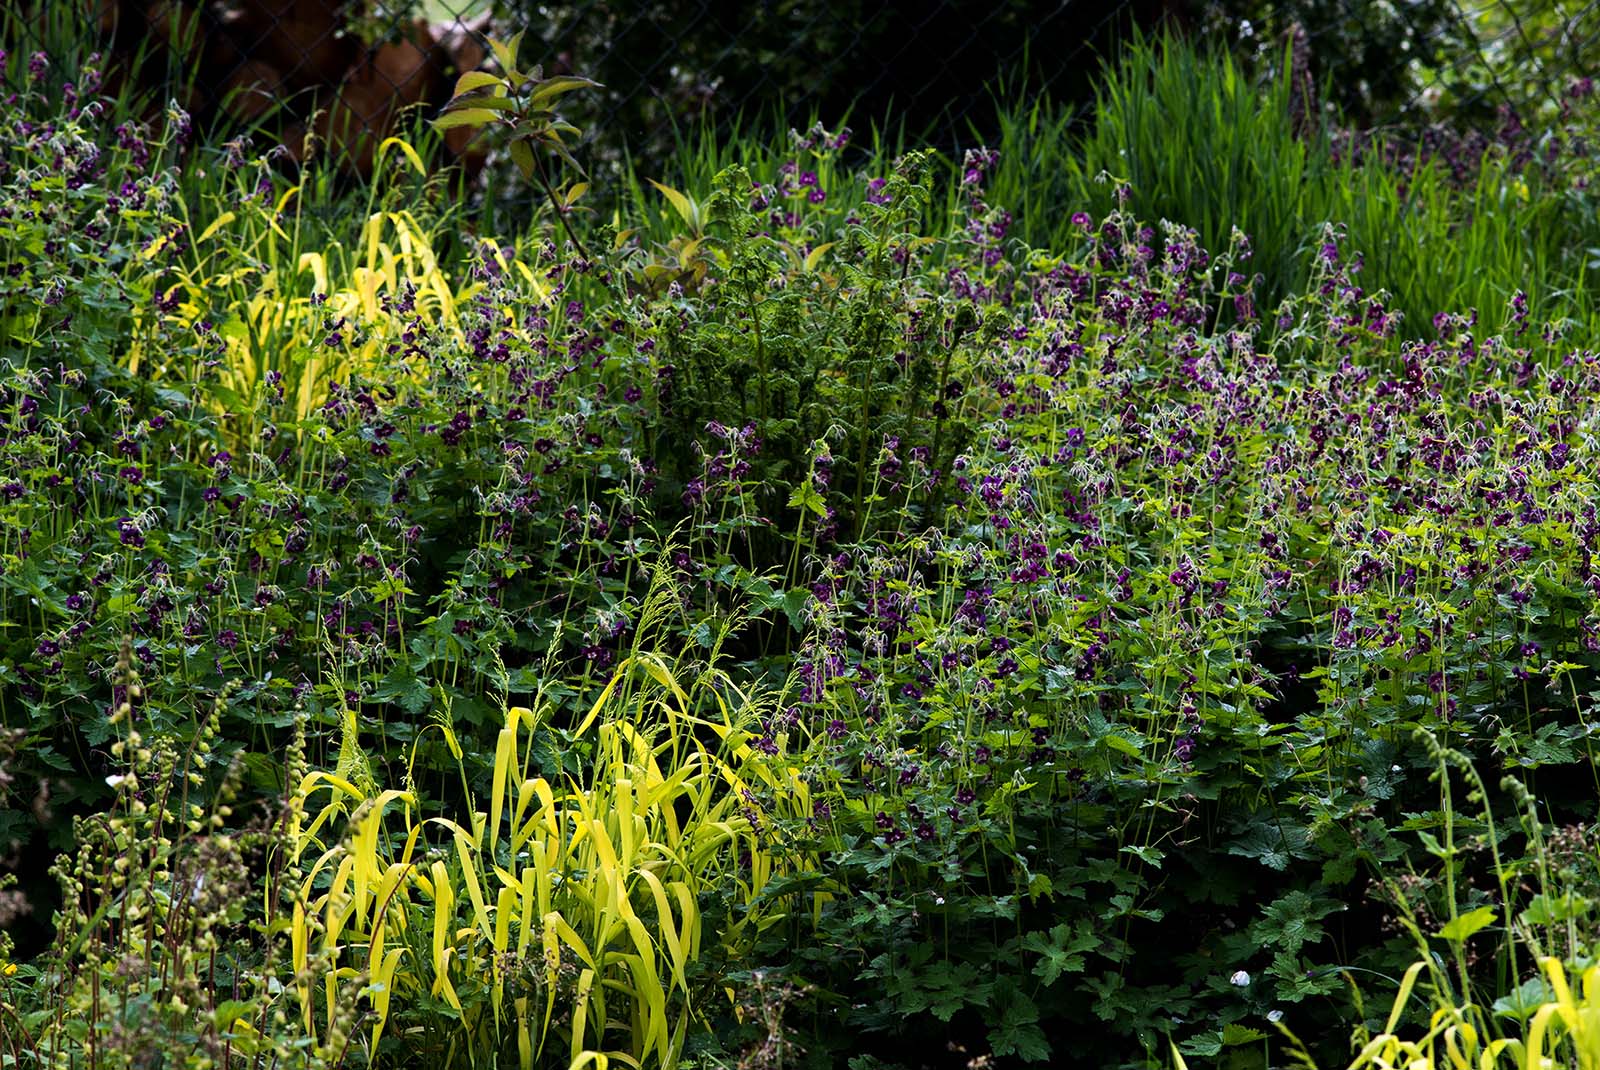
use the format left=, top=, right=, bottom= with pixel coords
left=1252, top=891, right=1341, bottom=957
left=887, top=960, right=988, bottom=1022
left=1121, top=844, right=1165, bottom=867
left=369, top=576, right=412, bottom=602
left=236, top=751, right=282, bottom=793
left=989, top=990, right=1050, bottom=1062
left=433, top=108, right=501, bottom=132
left=458, top=94, right=518, bottom=113
left=508, top=138, right=536, bottom=179
left=1492, top=976, right=1554, bottom=1021
left=489, top=31, right=524, bottom=77
left=1023, top=922, right=1098, bottom=985
left=1100, top=732, right=1142, bottom=758
left=649, top=180, right=700, bottom=230
left=1438, top=905, right=1497, bottom=942
left=803, top=241, right=835, bottom=272
left=451, top=71, right=503, bottom=98
left=1221, top=1023, right=1267, bottom=1046
left=548, top=141, right=587, bottom=178
left=779, top=588, right=810, bottom=633
left=787, top=480, right=828, bottom=518
left=214, top=999, right=257, bottom=1030
left=374, top=663, right=432, bottom=715
left=1226, top=819, right=1309, bottom=871
left=528, top=75, right=601, bottom=110
left=1521, top=892, right=1591, bottom=926
left=1180, top=1032, right=1225, bottom=1058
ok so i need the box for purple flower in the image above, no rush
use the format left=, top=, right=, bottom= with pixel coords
left=116, top=517, right=145, bottom=548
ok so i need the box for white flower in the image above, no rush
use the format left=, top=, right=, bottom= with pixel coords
left=1230, top=970, right=1251, bottom=987
left=1267, top=1009, right=1283, bottom=1023
left=105, top=774, right=129, bottom=789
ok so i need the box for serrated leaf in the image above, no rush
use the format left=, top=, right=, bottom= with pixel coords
left=989, top=991, right=1050, bottom=1062
left=787, top=480, right=828, bottom=518
left=1492, top=976, right=1554, bottom=1020
left=1438, top=904, right=1497, bottom=942
left=779, top=588, right=809, bottom=632
left=1120, top=844, right=1164, bottom=867
left=1221, top=1023, right=1267, bottom=1046
left=375, top=663, right=432, bottom=715
left=1100, top=732, right=1141, bottom=757
left=1023, top=922, right=1097, bottom=985
left=1521, top=892, right=1591, bottom=926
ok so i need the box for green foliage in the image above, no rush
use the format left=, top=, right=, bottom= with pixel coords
left=6, top=19, right=1600, bottom=1070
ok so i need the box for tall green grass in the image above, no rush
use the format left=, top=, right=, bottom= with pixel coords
left=985, top=35, right=1599, bottom=342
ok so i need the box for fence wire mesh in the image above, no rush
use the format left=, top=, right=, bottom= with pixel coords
left=0, top=0, right=1596, bottom=174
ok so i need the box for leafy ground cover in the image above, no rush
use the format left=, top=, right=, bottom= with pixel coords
left=1, top=29, right=1599, bottom=1070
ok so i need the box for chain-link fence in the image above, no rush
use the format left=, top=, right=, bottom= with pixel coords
left=1, top=0, right=1596, bottom=175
